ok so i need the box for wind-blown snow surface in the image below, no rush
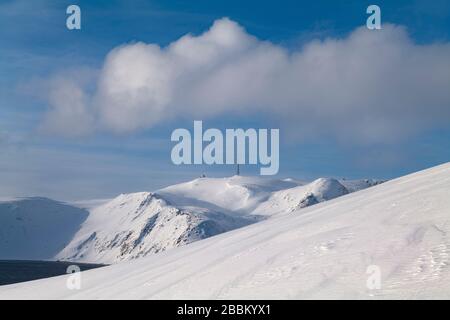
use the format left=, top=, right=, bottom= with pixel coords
left=1, top=163, right=449, bottom=299
left=57, top=176, right=378, bottom=263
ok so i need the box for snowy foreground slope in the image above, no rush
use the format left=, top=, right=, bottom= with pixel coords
left=57, top=176, right=379, bottom=263
left=1, top=163, right=449, bottom=299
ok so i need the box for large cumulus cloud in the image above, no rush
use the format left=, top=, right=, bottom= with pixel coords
left=42, top=18, right=450, bottom=143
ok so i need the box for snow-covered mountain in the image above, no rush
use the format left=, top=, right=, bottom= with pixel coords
left=56, top=176, right=380, bottom=263
left=253, top=177, right=350, bottom=215
left=0, top=174, right=381, bottom=264
left=1, top=163, right=448, bottom=299
left=0, top=197, right=88, bottom=260
left=56, top=192, right=253, bottom=263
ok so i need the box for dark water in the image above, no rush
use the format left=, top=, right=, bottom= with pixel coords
left=0, top=260, right=106, bottom=286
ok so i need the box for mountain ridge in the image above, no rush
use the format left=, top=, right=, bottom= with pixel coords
left=0, top=176, right=383, bottom=263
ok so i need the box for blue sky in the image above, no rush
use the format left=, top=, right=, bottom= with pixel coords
left=1, top=0, right=450, bottom=200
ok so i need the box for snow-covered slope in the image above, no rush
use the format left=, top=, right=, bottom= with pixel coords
left=1, top=163, right=448, bottom=299
left=253, top=178, right=350, bottom=215
left=56, top=192, right=253, bottom=263
left=158, top=175, right=381, bottom=217
left=57, top=176, right=377, bottom=263
left=158, top=175, right=299, bottom=214
left=339, top=178, right=384, bottom=193
left=0, top=198, right=88, bottom=260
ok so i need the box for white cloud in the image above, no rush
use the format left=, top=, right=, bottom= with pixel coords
left=38, top=68, right=96, bottom=137
left=42, top=18, right=450, bottom=143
